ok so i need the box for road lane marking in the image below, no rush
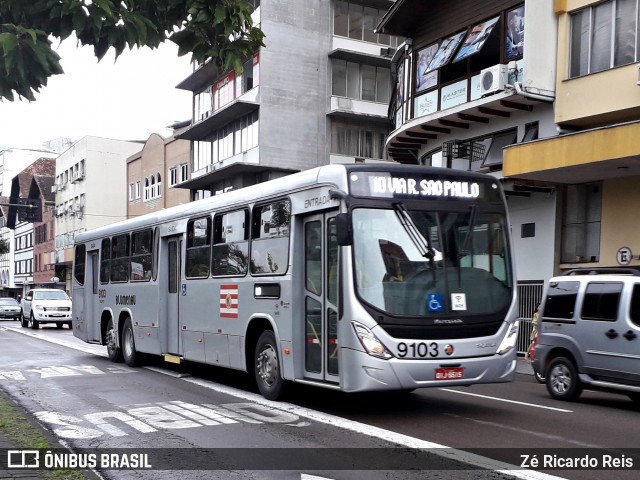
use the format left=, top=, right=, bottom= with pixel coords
left=9, top=326, right=567, bottom=480
left=182, top=376, right=566, bottom=480
left=439, top=388, right=573, bottom=413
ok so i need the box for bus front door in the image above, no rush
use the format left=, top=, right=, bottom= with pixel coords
left=303, top=213, right=339, bottom=383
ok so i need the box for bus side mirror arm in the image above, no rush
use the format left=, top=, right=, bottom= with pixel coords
left=329, top=190, right=352, bottom=246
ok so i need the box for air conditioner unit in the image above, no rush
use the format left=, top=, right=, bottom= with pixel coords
left=51, top=185, right=58, bottom=193
left=74, top=205, right=83, bottom=213
left=480, top=64, right=507, bottom=96
left=58, top=182, right=66, bottom=190
left=380, top=47, right=395, bottom=57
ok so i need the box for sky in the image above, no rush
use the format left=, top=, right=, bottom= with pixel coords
left=0, top=36, right=193, bottom=151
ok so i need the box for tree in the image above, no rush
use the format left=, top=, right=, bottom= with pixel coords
left=0, top=0, right=265, bottom=101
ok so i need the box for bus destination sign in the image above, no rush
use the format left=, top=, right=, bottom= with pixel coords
left=349, top=172, right=499, bottom=201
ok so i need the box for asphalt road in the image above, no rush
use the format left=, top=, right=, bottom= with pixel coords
left=1, top=321, right=639, bottom=480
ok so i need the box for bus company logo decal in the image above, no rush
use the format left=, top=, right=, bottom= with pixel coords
left=220, top=285, right=238, bottom=318
left=116, top=295, right=136, bottom=306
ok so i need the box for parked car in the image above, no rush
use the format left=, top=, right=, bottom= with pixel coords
left=20, top=289, right=72, bottom=329
left=0, top=298, right=21, bottom=321
left=534, top=268, right=640, bottom=403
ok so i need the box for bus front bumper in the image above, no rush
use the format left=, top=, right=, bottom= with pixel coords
left=340, top=348, right=517, bottom=392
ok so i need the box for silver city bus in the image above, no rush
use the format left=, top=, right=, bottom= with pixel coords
left=72, top=164, right=518, bottom=400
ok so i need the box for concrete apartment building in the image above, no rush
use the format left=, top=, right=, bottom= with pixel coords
left=54, top=136, right=142, bottom=292
left=174, top=0, right=403, bottom=197
left=126, top=132, right=191, bottom=217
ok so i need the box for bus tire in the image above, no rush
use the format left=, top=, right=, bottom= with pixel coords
left=254, top=330, right=285, bottom=400
left=546, top=356, right=582, bottom=401
left=106, top=318, right=123, bottom=363
left=121, top=318, right=140, bottom=367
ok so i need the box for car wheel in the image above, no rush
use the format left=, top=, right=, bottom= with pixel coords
left=67, top=322, right=72, bottom=329
left=30, top=313, right=39, bottom=330
left=121, top=318, right=140, bottom=367
left=56, top=323, right=64, bottom=329
left=546, top=356, right=582, bottom=401
left=21, top=313, right=28, bottom=328
left=534, top=370, right=546, bottom=384
left=254, top=330, right=285, bottom=400
left=106, top=318, right=123, bottom=363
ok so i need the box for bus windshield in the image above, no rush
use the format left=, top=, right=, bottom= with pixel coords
left=352, top=206, right=511, bottom=316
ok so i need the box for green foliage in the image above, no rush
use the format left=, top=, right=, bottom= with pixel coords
left=0, top=0, right=265, bottom=101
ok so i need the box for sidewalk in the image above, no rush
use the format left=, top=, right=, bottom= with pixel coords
left=517, top=355, right=535, bottom=376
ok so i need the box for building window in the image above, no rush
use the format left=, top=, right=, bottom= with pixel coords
left=169, top=167, right=178, bottom=187
left=180, top=163, right=189, bottom=182
left=135, top=181, right=141, bottom=199
left=333, top=1, right=403, bottom=47
left=331, top=60, right=390, bottom=102
left=156, top=173, right=162, bottom=197
left=522, top=122, right=539, bottom=142
left=330, top=119, right=389, bottom=160
left=561, top=183, right=602, bottom=263
left=570, top=0, right=639, bottom=78
left=129, top=183, right=135, bottom=201
left=144, top=178, right=150, bottom=201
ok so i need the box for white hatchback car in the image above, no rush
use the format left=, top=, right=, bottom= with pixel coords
left=21, top=289, right=72, bottom=329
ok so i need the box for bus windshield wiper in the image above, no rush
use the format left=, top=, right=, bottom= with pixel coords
left=393, top=203, right=437, bottom=275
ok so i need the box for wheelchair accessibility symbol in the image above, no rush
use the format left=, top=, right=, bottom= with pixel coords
left=427, top=293, right=444, bottom=312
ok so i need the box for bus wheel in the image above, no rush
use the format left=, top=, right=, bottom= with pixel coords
left=106, top=319, right=123, bottom=363
left=122, top=318, right=139, bottom=367
left=255, top=331, right=285, bottom=400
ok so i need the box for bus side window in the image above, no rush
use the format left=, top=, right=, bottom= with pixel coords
left=100, top=238, right=111, bottom=284
left=186, top=217, right=211, bottom=278
left=250, top=200, right=290, bottom=275
left=74, top=244, right=86, bottom=285
left=131, top=229, right=153, bottom=282
left=212, top=209, right=249, bottom=276
left=110, top=234, right=130, bottom=283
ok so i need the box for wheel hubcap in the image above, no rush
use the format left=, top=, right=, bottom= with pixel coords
left=550, top=364, right=571, bottom=394
left=257, top=344, right=277, bottom=386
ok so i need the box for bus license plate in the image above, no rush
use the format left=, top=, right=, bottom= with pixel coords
left=435, top=367, right=464, bottom=380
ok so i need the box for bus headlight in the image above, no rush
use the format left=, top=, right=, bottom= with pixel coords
left=497, top=321, right=519, bottom=355
left=352, top=321, right=392, bottom=359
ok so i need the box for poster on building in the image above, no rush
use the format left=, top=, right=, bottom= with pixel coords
left=416, top=43, right=439, bottom=93
left=506, top=6, right=525, bottom=60
left=414, top=90, right=438, bottom=117
left=426, top=31, right=466, bottom=71
left=453, top=16, right=499, bottom=63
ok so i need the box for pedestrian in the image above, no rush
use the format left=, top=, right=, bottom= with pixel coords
left=525, top=303, right=540, bottom=361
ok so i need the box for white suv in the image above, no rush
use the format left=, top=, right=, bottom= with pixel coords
left=21, top=289, right=72, bottom=329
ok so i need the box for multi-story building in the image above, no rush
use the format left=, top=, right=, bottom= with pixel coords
left=377, top=0, right=559, bottom=321
left=54, top=136, right=142, bottom=292
left=30, top=175, right=57, bottom=286
left=126, top=131, right=191, bottom=217
left=504, top=0, right=640, bottom=274
left=0, top=149, right=55, bottom=297
left=174, top=0, right=403, bottom=197
left=6, top=158, right=56, bottom=295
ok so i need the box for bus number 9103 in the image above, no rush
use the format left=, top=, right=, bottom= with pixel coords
left=397, top=342, right=438, bottom=358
